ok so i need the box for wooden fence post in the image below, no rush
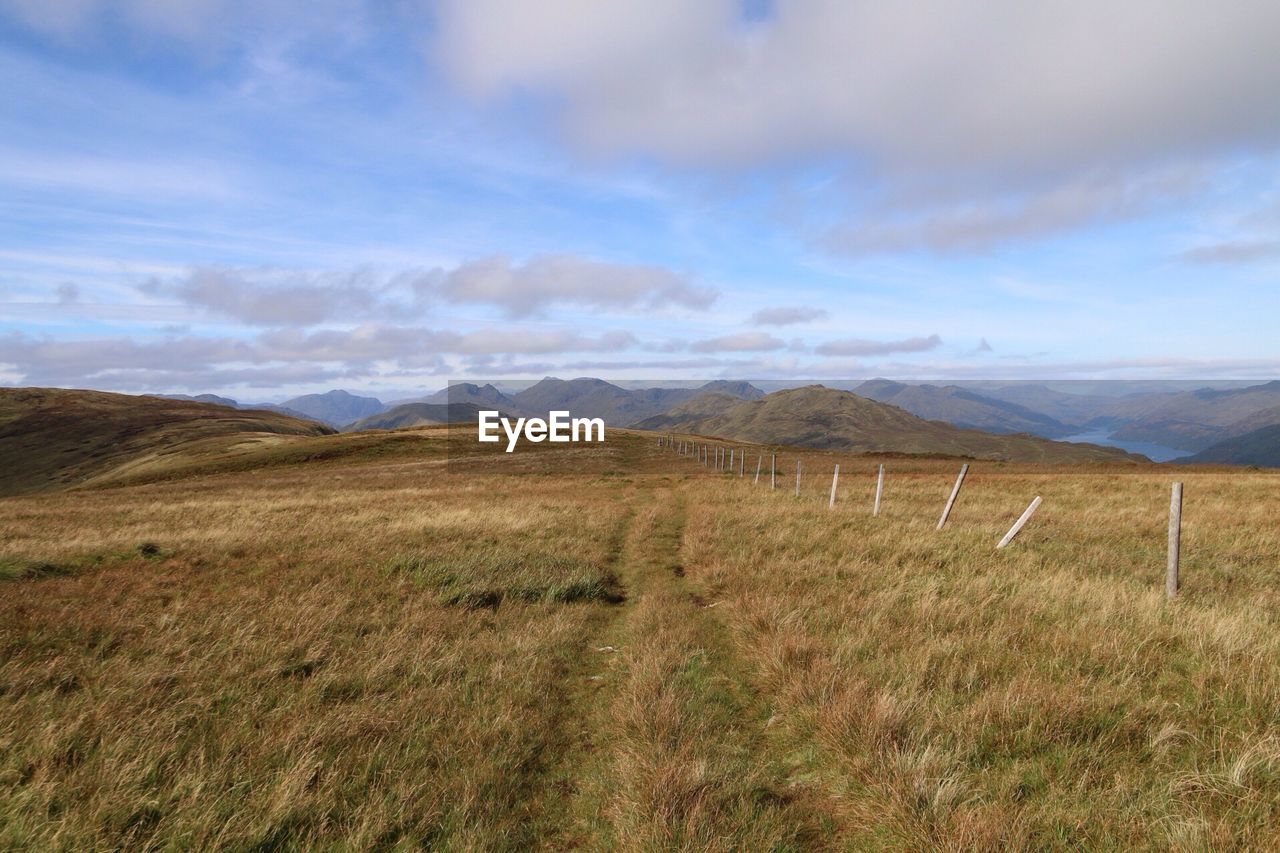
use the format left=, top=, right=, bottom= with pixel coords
left=936, top=463, right=969, bottom=530
left=1168, top=482, right=1182, bottom=598
left=730, top=448, right=734, bottom=472
left=755, top=455, right=762, bottom=484
left=873, top=463, right=885, bottom=517
left=829, top=464, right=840, bottom=508
left=739, top=451, right=745, bottom=477
left=997, top=496, right=1042, bottom=549
left=795, top=460, right=802, bottom=497
left=771, top=454, right=776, bottom=490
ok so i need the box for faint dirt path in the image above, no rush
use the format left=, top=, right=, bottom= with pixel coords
left=531, top=474, right=838, bottom=849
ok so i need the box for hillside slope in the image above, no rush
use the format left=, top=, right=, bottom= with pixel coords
left=0, top=387, right=334, bottom=496
left=1180, top=423, right=1280, bottom=467
left=1110, top=381, right=1280, bottom=451
left=855, top=379, right=1072, bottom=436
left=652, top=386, right=1144, bottom=463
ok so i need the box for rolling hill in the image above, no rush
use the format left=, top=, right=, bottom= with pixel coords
left=0, top=387, right=334, bottom=496
left=854, top=379, right=1073, bottom=437
left=640, top=385, right=1144, bottom=463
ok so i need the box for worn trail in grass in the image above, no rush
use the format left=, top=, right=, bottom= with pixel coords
left=530, top=484, right=837, bottom=848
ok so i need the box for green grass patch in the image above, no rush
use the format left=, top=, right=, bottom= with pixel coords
left=0, top=559, right=79, bottom=581
left=385, top=549, right=623, bottom=609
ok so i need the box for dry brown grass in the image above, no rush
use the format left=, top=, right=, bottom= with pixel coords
left=2, top=428, right=1279, bottom=848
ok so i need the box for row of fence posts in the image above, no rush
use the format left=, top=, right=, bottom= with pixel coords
left=658, top=434, right=1188, bottom=599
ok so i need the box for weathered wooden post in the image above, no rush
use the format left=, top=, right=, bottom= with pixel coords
left=997, top=496, right=1042, bottom=549
left=829, top=464, right=840, bottom=508
left=755, top=455, right=762, bottom=484
left=873, top=463, right=885, bottom=517
left=795, top=460, right=802, bottom=497
left=1168, top=482, right=1182, bottom=598
left=936, top=463, right=969, bottom=530
left=771, top=454, right=776, bottom=490
left=739, top=451, right=744, bottom=477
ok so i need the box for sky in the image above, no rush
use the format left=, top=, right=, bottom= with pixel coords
left=1, top=0, right=1279, bottom=400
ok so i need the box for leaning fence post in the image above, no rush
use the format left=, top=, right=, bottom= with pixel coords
left=873, top=463, right=885, bottom=517
left=1167, top=482, right=1182, bottom=598
left=795, top=460, right=802, bottom=497
left=936, top=463, right=969, bottom=530
left=771, top=454, right=776, bottom=490
left=755, top=455, right=762, bottom=484
left=997, top=496, right=1042, bottom=549
left=829, top=464, right=840, bottom=509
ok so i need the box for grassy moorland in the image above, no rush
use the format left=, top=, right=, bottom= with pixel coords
left=2, top=427, right=1279, bottom=848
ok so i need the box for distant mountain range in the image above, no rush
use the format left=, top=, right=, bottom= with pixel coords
left=1108, top=381, right=1280, bottom=451
left=143, top=376, right=1280, bottom=467
left=344, top=403, right=503, bottom=432
left=394, top=378, right=766, bottom=429
left=633, top=385, right=1142, bottom=463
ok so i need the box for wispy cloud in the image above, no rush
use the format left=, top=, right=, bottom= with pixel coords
left=749, top=306, right=828, bottom=326
left=814, top=334, right=942, bottom=357
left=431, top=254, right=716, bottom=318
left=690, top=332, right=786, bottom=352
left=1178, top=239, right=1280, bottom=265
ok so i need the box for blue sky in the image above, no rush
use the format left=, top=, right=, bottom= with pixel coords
left=2, top=0, right=1279, bottom=399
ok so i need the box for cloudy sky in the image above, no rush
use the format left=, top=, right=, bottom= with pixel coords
left=2, top=0, right=1279, bottom=398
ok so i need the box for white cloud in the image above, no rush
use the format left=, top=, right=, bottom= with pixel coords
left=749, top=306, right=828, bottom=326
left=436, top=1, right=1280, bottom=178
left=430, top=254, right=716, bottom=317
left=822, top=167, right=1204, bottom=255
left=143, top=267, right=404, bottom=327
left=690, top=332, right=786, bottom=352
left=143, top=256, right=713, bottom=325
left=1179, top=240, right=1280, bottom=265
left=814, top=334, right=942, bottom=357
left=434, top=1, right=1280, bottom=251
left=0, top=324, right=640, bottom=389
